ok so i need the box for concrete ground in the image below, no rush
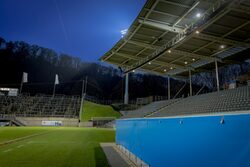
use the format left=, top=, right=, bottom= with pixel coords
left=100, top=143, right=135, bottom=167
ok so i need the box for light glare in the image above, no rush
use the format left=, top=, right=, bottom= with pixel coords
left=196, top=13, right=201, bottom=18
left=121, top=29, right=128, bottom=38
left=220, top=45, right=225, bottom=49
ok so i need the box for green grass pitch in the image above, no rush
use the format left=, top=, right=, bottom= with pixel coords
left=0, top=127, right=115, bottom=167
left=81, top=101, right=121, bottom=121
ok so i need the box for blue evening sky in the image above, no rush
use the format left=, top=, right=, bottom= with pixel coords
left=0, top=0, right=146, bottom=61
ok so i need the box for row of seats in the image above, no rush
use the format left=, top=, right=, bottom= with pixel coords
left=150, top=86, right=250, bottom=117
left=0, top=95, right=81, bottom=118
left=120, top=86, right=249, bottom=119
left=121, top=98, right=180, bottom=118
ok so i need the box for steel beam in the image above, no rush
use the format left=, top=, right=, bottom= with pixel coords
left=215, top=60, right=220, bottom=91
left=138, top=19, right=183, bottom=33
left=189, top=69, right=192, bottom=96
left=230, top=4, right=250, bottom=15
left=159, top=0, right=191, bottom=8
left=171, top=49, right=221, bottom=61
left=124, top=73, right=129, bottom=104
left=173, top=1, right=200, bottom=27
left=144, top=8, right=180, bottom=18
left=124, top=0, right=231, bottom=74
left=113, top=52, right=139, bottom=60
left=195, top=33, right=250, bottom=48
left=101, top=0, right=160, bottom=62
left=135, top=31, right=170, bottom=57
left=163, top=7, right=248, bottom=72
left=125, top=40, right=160, bottom=50
left=113, top=52, right=187, bottom=70
left=168, top=76, right=171, bottom=100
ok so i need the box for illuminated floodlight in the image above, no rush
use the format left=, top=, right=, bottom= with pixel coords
left=196, top=13, right=201, bottom=18
left=192, top=58, right=196, bottom=61
left=170, top=67, right=173, bottom=70
left=132, top=70, right=135, bottom=72
left=164, top=69, right=167, bottom=72
left=121, top=29, right=128, bottom=38
left=168, top=50, right=171, bottom=53
left=148, top=62, right=151, bottom=65
left=220, top=45, right=225, bottom=49
left=184, top=61, right=188, bottom=65
left=195, top=30, right=200, bottom=34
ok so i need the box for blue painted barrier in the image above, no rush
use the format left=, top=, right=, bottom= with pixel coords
left=116, top=113, right=250, bottom=167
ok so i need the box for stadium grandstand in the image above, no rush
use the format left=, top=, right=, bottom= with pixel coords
left=0, top=0, right=250, bottom=166
left=99, top=0, right=250, bottom=166
left=0, top=94, right=81, bottom=117
left=120, top=85, right=250, bottom=119
left=0, top=94, right=81, bottom=126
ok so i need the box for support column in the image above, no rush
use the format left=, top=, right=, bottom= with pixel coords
left=168, top=76, right=171, bottom=100
left=79, top=79, right=85, bottom=122
left=189, top=69, right=192, bottom=96
left=215, top=60, right=220, bottom=92
left=124, top=73, right=129, bottom=104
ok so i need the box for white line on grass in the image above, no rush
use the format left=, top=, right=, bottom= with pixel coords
left=27, top=141, right=48, bottom=144
left=3, top=149, right=12, bottom=153
left=59, top=141, right=78, bottom=144
left=0, top=131, right=50, bottom=147
left=17, top=145, right=25, bottom=148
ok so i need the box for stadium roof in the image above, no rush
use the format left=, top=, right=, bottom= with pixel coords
left=100, top=0, right=250, bottom=77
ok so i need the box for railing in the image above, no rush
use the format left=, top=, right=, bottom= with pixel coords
left=0, top=114, right=15, bottom=120
left=136, top=96, right=153, bottom=105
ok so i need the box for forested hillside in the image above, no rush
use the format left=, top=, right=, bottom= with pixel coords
left=0, top=37, right=249, bottom=100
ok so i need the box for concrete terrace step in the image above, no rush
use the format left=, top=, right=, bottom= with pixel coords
left=100, top=143, right=132, bottom=167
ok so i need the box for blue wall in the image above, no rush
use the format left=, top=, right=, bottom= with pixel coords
left=116, top=114, right=250, bottom=167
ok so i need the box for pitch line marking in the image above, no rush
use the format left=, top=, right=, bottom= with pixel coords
left=17, top=144, right=25, bottom=148
left=3, top=149, right=12, bottom=153
left=0, top=131, right=51, bottom=147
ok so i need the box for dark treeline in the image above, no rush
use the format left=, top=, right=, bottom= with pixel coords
left=0, top=37, right=249, bottom=100
left=0, top=37, right=122, bottom=99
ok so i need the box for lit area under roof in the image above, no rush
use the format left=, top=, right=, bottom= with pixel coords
left=100, top=0, right=250, bottom=77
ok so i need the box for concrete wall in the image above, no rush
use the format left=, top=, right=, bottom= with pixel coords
left=116, top=113, right=250, bottom=167
left=17, top=117, right=79, bottom=127
left=79, top=121, right=93, bottom=127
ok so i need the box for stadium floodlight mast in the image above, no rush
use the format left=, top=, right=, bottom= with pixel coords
left=121, top=29, right=128, bottom=38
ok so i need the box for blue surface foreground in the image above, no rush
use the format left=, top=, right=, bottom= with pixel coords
left=116, top=113, right=250, bottom=167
